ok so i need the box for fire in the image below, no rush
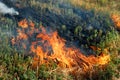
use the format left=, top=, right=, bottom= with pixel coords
left=17, top=29, right=28, bottom=40
left=18, top=19, right=28, bottom=28
left=31, top=27, right=110, bottom=69
left=18, top=19, right=35, bottom=29
left=12, top=19, right=110, bottom=72
left=29, top=21, right=35, bottom=27
left=111, top=14, right=120, bottom=29
left=90, top=46, right=110, bottom=65
left=90, top=46, right=101, bottom=51
left=98, top=53, right=110, bottom=65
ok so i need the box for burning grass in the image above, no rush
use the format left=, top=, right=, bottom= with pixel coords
left=8, top=19, right=113, bottom=79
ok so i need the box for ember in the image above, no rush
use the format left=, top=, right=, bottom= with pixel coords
left=12, top=19, right=110, bottom=72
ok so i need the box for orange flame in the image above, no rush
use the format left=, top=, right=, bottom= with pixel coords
left=90, top=46, right=101, bottom=51
left=18, top=19, right=28, bottom=28
left=17, top=29, right=28, bottom=40
left=111, top=14, right=120, bottom=29
left=31, top=27, right=110, bottom=70
left=15, top=19, right=110, bottom=71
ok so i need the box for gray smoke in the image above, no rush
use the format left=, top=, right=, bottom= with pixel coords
left=0, top=1, right=19, bottom=15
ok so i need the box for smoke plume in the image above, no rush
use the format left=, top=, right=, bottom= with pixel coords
left=0, top=1, right=19, bottom=15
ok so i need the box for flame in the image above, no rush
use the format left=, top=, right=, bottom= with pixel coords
left=90, top=46, right=101, bottom=51
left=111, top=14, right=120, bottom=29
left=29, top=21, right=35, bottom=28
left=17, top=29, right=28, bottom=40
left=13, top=19, right=110, bottom=72
left=18, top=19, right=28, bottom=28
left=31, top=27, right=110, bottom=70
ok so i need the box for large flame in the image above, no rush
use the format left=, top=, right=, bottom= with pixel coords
left=12, top=19, right=110, bottom=72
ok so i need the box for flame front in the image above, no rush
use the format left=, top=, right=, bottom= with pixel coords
left=32, top=27, right=110, bottom=70
left=12, top=19, right=110, bottom=72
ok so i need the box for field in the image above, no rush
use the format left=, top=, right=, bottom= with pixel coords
left=0, top=0, right=120, bottom=80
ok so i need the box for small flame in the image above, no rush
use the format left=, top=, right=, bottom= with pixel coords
left=31, top=27, right=110, bottom=70
left=29, top=21, right=35, bottom=28
left=11, top=37, right=16, bottom=45
left=90, top=46, right=101, bottom=51
left=18, top=19, right=28, bottom=28
left=14, top=19, right=110, bottom=72
left=17, top=29, right=28, bottom=40
left=111, top=14, right=120, bottom=29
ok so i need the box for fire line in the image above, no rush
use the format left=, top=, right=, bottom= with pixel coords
left=11, top=19, right=110, bottom=72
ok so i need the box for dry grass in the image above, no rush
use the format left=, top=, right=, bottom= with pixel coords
left=69, top=0, right=120, bottom=15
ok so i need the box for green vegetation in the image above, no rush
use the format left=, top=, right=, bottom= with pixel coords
left=0, top=0, right=120, bottom=80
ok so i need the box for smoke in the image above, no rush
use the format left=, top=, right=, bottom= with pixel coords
left=0, top=1, right=19, bottom=15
